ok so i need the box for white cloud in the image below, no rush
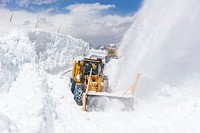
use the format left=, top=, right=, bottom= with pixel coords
left=32, top=0, right=58, bottom=5
left=66, top=3, right=115, bottom=13
left=62, top=3, right=133, bottom=45
left=0, top=3, right=134, bottom=45
left=0, top=0, right=11, bottom=3
left=16, top=0, right=29, bottom=7
left=0, top=0, right=10, bottom=7
left=0, top=4, right=6, bottom=7
left=14, top=0, right=58, bottom=7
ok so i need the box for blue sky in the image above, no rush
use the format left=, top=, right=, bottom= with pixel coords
left=1, top=0, right=143, bottom=15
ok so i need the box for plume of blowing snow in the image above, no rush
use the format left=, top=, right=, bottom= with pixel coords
left=116, top=0, right=200, bottom=96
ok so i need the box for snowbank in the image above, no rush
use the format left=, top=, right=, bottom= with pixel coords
left=0, top=29, right=89, bottom=132
left=0, top=113, right=18, bottom=133
left=0, top=64, right=55, bottom=132
left=0, top=29, right=89, bottom=92
left=27, top=29, right=89, bottom=71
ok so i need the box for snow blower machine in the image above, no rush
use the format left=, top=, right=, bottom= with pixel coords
left=105, top=48, right=118, bottom=63
left=69, top=58, right=140, bottom=111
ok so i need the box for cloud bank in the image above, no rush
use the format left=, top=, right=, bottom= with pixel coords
left=0, top=3, right=134, bottom=45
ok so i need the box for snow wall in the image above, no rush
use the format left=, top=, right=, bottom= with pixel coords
left=0, top=29, right=89, bottom=132
left=0, top=29, right=89, bottom=93
left=116, top=0, right=200, bottom=97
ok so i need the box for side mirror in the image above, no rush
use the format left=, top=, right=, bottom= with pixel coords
left=97, top=58, right=102, bottom=62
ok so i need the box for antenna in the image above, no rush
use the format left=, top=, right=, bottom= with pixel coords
left=35, top=15, right=39, bottom=28
left=10, top=12, right=14, bottom=22
left=57, top=24, right=61, bottom=33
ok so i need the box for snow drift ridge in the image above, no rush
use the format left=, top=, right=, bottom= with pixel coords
left=0, top=29, right=89, bottom=92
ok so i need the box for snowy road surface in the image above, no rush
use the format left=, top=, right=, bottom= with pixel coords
left=47, top=70, right=200, bottom=133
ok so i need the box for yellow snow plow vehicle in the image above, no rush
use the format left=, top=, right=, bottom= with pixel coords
left=105, top=48, right=118, bottom=63
left=69, top=58, right=140, bottom=111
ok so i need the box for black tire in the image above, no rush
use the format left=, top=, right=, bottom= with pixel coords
left=74, top=84, right=85, bottom=106
left=70, top=78, right=75, bottom=94
left=105, top=56, right=110, bottom=63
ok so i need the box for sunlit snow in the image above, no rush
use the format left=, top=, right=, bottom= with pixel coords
left=0, top=0, right=200, bottom=132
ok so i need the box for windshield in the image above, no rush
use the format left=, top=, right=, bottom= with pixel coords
left=83, top=61, right=99, bottom=75
left=108, top=50, right=115, bottom=54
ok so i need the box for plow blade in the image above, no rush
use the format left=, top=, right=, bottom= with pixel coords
left=82, top=73, right=140, bottom=112
left=82, top=92, right=134, bottom=112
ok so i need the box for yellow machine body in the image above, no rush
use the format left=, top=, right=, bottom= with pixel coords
left=106, top=48, right=117, bottom=57
left=105, top=48, right=118, bottom=63
left=71, top=58, right=106, bottom=93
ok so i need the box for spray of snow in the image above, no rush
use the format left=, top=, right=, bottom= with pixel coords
left=116, top=0, right=200, bottom=96
left=105, top=1, right=200, bottom=131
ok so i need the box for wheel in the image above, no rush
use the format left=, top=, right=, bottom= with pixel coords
left=105, top=56, right=110, bottom=63
left=74, top=84, right=85, bottom=106
left=70, top=78, right=75, bottom=94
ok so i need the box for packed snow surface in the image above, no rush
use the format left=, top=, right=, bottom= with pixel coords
left=0, top=0, right=200, bottom=132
